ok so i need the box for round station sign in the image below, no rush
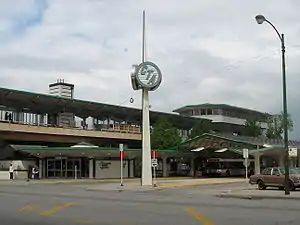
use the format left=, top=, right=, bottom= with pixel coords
left=135, top=61, right=162, bottom=89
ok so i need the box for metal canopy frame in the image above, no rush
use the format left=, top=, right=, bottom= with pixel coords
left=0, top=86, right=210, bottom=130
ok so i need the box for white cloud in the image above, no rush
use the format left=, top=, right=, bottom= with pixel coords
left=0, top=0, right=300, bottom=138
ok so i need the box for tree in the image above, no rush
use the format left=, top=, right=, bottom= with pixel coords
left=244, top=118, right=262, bottom=137
left=189, top=120, right=211, bottom=139
left=266, top=112, right=293, bottom=139
left=151, top=116, right=182, bottom=149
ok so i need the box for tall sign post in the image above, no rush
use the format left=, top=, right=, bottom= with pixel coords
left=130, top=10, right=162, bottom=186
left=119, top=143, right=124, bottom=186
left=243, top=148, right=249, bottom=183
left=151, top=150, right=158, bottom=187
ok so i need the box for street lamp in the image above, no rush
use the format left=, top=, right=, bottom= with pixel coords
left=255, top=14, right=290, bottom=195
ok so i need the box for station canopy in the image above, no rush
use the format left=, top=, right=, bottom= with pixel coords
left=11, top=145, right=192, bottom=159
left=0, top=86, right=210, bottom=130
left=170, top=133, right=300, bottom=158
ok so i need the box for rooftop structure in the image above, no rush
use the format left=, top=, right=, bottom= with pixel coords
left=49, top=79, right=75, bottom=128
left=173, top=103, right=270, bottom=136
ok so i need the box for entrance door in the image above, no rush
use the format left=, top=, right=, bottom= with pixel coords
left=46, top=158, right=81, bottom=178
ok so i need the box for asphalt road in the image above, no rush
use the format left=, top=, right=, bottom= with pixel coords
left=1, top=182, right=300, bottom=225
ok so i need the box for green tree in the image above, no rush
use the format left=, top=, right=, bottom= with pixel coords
left=189, top=120, right=211, bottom=139
left=151, top=116, right=182, bottom=149
left=244, top=118, right=262, bottom=137
left=266, top=112, right=293, bottom=139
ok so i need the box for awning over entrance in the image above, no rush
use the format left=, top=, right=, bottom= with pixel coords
left=13, top=146, right=192, bottom=159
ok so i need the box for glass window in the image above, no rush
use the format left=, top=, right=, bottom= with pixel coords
left=212, top=109, right=219, bottom=115
left=272, top=168, right=280, bottom=175
left=279, top=168, right=300, bottom=174
left=262, top=168, right=271, bottom=175
left=200, top=109, right=206, bottom=115
left=207, top=109, right=212, bottom=115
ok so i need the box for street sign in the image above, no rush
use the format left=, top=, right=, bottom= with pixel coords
left=243, top=149, right=249, bottom=159
left=151, top=158, right=158, bottom=167
left=151, top=150, right=158, bottom=158
left=288, top=147, right=298, bottom=157
left=119, top=143, right=124, bottom=186
left=243, top=159, right=250, bottom=167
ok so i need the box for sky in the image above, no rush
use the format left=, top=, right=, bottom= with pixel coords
left=0, top=0, right=300, bottom=138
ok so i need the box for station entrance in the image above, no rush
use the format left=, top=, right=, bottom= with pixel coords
left=45, top=157, right=89, bottom=178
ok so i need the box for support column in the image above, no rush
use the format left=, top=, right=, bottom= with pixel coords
left=89, top=158, right=94, bottom=179
left=162, top=156, right=168, bottom=177
left=189, top=157, right=195, bottom=177
left=278, top=155, right=285, bottom=167
left=298, top=149, right=300, bottom=167
left=254, top=154, right=261, bottom=175
left=141, top=89, right=152, bottom=185
left=39, top=159, right=43, bottom=179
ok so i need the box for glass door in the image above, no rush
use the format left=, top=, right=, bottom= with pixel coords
left=46, top=158, right=81, bottom=179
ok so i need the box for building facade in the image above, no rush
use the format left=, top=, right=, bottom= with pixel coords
left=173, top=103, right=270, bottom=136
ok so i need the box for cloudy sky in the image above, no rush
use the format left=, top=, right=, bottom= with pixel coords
left=0, top=0, right=300, bottom=138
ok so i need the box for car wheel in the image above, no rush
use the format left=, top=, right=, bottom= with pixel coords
left=289, top=181, right=295, bottom=191
left=258, top=180, right=266, bottom=190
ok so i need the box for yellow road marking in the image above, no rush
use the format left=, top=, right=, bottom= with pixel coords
left=39, top=202, right=76, bottom=216
left=72, top=219, right=95, bottom=224
left=19, top=205, right=34, bottom=213
left=184, top=207, right=214, bottom=225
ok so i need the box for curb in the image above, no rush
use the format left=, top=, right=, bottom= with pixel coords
left=151, top=181, right=244, bottom=190
left=2, top=178, right=243, bottom=186
left=83, top=181, right=244, bottom=192
left=216, top=193, right=300, bottom=201
left=2, top=177, right=192, bottom=185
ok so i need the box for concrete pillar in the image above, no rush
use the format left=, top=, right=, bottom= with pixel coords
left=39, top=159, right=43, bottom=179
left=278, top=155, right=285, bottom=167
left=189, top=157, right=195, bottom=177
left=298, top=149, right=300, bottom=167
left=162, top=156, right=168, bottom=177
left=89, top=158, right=94, bottom=179
left=254, top=154, right=261, bottom=175
left=129, top=159, right=134, bottom=178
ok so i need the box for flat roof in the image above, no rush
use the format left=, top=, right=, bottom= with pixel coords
left=14, top=146, right=192, bottom=158
left=0, top=86, right=211, bottom=130
left=173, top=103, right=271, bottom=116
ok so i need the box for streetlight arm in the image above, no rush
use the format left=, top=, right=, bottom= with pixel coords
left=265, top=19, right=283, bottom=42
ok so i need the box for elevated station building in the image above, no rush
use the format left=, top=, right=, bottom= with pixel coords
left=0, top=82, right=299, bottom=181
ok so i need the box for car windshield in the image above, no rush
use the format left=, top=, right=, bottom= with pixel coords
left=279, top=168, right=300, bottom=174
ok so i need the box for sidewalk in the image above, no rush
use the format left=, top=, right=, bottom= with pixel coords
left=216, top=186, right=300, bottom=200
left=0, top=177, right=243, bottom=185
left=0, top=177, right=190, bottom=185
left=83, top=178, right=244, bottom=192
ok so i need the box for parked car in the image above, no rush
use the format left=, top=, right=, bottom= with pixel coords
left=249, top=167, right=300, bottom=191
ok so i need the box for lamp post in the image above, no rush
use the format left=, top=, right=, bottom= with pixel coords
left=255, top=14, right=290, bottom=195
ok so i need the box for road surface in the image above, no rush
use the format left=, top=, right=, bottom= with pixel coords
left=0, top=182, right=300, bottom=224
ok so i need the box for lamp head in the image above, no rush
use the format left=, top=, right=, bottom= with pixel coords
left=255, top=15, right=266, bottom=24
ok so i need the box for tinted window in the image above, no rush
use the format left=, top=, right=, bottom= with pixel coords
left=262, top=168, right=271, bottom=175
left=272, top=168, right=280, bottom=175
left=279, top=168, right=300, bottom=175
